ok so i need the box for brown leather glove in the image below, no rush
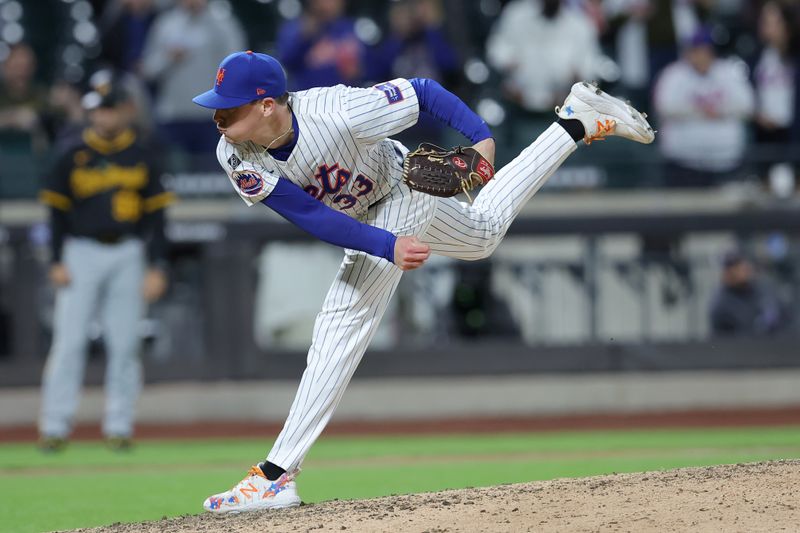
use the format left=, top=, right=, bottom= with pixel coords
left=402, top=143, right=495, bottom=199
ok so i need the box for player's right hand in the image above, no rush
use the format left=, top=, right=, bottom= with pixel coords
left=394, top=236, right=431, bottom=271
left=142, top=268, right=168, bottom=303
left=48, top=263, right=71, bottom=287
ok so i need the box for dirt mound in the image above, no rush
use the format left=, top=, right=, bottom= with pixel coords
left=71, top=460, right=800, bottom=533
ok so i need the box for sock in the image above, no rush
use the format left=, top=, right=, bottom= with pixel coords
left=557, top=118, right=585, bottom=142
left=260, top=461, right=286, bottom=481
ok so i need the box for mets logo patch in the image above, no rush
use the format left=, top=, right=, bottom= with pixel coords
left=227, top=154, right=242, bottom=169
left=215, top=68, right=226, bottom=87
left=374, top=82, right=404, bottom=104
left=233, top=170, right=265, bottom=197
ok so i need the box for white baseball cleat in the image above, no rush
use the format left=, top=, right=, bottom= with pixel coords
left=556, top=81, right=656, bottom=144
left=203, top=466, right=301, bottom=514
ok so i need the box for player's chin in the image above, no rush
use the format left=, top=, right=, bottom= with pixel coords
left=220, top=131, right=240, bottom=143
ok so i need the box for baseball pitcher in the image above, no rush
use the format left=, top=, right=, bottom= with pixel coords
left=192, top=50, right=654, bottom=513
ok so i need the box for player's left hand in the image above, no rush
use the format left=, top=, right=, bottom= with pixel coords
left=394, top=236, right=431, bottom=271
left=142, top=268, right=168, bottom=303
left=471, top=137, right=495, bottom=167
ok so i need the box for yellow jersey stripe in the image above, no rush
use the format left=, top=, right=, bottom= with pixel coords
left=39, top=190, right=72, bottom=211
left=82, top=128, right=136, bottom=154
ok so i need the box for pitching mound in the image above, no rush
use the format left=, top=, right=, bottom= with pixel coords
left=74, top=460, right=799, bottom=533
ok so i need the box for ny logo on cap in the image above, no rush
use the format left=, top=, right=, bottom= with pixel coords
left=215, top=68, right=226, bottom=87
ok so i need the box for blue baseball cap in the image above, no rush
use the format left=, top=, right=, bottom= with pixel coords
left=686, top=26, right=714, bottom=49
left=192, top=50, right=286, bottom=109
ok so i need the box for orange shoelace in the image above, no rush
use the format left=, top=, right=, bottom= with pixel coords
left=247, top=465, right=266, bottom=478
left=585, top=119, right=616, bottom=144
left=229, top=465, right=265, bottom=489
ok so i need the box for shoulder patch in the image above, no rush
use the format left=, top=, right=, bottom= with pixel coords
left=232, top=170, right=265, bottom=197
left=227, top=153, right=242, bottom=169
left=374, top=82, right=404, bottom=104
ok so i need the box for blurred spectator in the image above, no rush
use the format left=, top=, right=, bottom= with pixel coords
left=99, top=0, right=161, bottom=74
left=710, top=251, right=789, bottom=336
left=0, top=43, right=49, bottom=151
left=750, top=0, right=798, bottom=194
left=277, top=0, right=366, bottom=90
left=40, top=79, right=85, bottom=149
left=604, top=0, right=736, bottom=106
left=486, top=0, right=602, bottom=113
left=654, top=27, right=755, bottom=187
left=370, top=0, right=459, bottom=84
left=370, top=0, right=460, bottom=145
left=140, top=0, right=245, bottom=158
left=37, top=80, right=174, bottom=452
left=583, top=0, right=608, bottom=36
left=603, top=0, right=665, bottom=107
left=752, top=0, right=798, bottom=147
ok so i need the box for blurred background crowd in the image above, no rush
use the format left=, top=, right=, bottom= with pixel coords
left=1, top=0, right=798, bottom=188
left=1, top=0, right=800, bottom=392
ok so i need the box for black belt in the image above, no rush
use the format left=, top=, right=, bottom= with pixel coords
left=93, top=234, right=127, bottom=245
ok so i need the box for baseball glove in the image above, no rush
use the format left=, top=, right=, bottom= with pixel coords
left=402, top=143, right=495, bottom=199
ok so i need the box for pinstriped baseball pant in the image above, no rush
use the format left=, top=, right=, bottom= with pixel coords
left=268, top=123, right=577, bottom=471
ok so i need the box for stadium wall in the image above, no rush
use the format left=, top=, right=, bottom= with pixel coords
left=1, top=370, right=800, bottom=427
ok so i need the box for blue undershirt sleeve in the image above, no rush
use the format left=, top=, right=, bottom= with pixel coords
left=409, top=77, right=492, bottom=144
left=262, top=178, right=397, bottom=263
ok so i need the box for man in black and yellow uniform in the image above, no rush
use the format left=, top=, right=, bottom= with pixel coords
left=38, top=80, right=175, bottom=451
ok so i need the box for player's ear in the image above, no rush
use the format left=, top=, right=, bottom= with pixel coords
left=259, top=98, right=275, bottom=116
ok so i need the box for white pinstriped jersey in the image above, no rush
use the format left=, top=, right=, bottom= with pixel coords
left=216, top=78, right=420, bottom=220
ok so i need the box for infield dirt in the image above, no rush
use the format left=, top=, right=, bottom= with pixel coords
left=71, top=460, right=799, bottom=533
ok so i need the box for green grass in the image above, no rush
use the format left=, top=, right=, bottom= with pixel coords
left=1, top=426, right=799, bottom=533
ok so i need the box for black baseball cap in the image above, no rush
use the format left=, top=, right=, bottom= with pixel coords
left=82, top=71, right=131, bottom=110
